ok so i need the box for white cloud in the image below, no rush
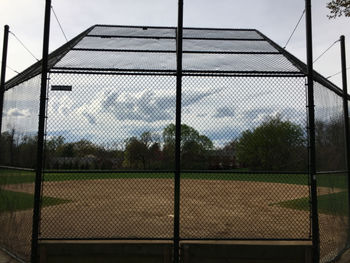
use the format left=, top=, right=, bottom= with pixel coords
left=97, top=88, right=224, bottom=123
left=6, top=108, right=31, bottom=118
left=213, top=106, right=235, bottom=119
left=1, top=0, right=349, bottom=87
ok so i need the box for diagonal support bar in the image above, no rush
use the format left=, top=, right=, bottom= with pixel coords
left=0, top=25, right=9, bottom=145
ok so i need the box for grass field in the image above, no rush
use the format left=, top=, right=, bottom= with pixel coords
left=0, top=168, right=347, bottom=263
left=0, top=168, right=347, bottom=188
left=273, top=191, right=348, bottom=216
left=0, top=168, right=348, bottom=215
left=0, top=189, right=70, bottom=212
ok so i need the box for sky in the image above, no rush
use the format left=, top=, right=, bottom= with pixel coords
left=0, top=0, right=349, bottom=85
left=0, top=0, right=349, bottom=148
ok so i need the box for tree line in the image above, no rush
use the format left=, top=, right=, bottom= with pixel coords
left=0, top=116, right=346, bottom=172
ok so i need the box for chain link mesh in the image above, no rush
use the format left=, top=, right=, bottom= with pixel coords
left=0, top=25, right=349, bottom=263
left=38, top=74, right=313, bottom=242
left=41, top=73, right=176, bottom=239
left=180, top=76, right=310, bottom=239
left=314, top=81, right=349, bottom=263
left=0, top=75, right=41, bottom=261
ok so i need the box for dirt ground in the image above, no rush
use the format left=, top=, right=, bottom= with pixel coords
left=1, top=179, right=348, bottom=262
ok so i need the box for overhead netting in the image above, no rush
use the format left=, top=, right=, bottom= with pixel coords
left=51, top=25, right=300, bottom=74
left=1, top=25, right=348, bottom=263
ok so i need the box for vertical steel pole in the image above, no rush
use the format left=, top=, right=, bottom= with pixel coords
left=305, top=0, right=319, bottom=262
left=0, top=25, right=9, bottom=145
left=174, top=0, right=184, bottom=262
left=31, top=0, right=51, bottom=262
left=340, top=35, right=350, bottom=245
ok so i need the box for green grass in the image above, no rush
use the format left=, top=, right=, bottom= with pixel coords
left=0, top=189, right=70, bottom=212
left=1, top=169, right=348, bottom=216
left=0, top=169, right=35, bottom=185
left=273, top=191, right=349, bottom=216
left=42, top=172, right=310, bottom=187
left=44, top=171, right=349, bottom=189
left=1, top=168, right=348, bottom=189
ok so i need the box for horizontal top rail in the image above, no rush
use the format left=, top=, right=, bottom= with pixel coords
left=316, top=170, right=348, bottom=175
left=71, top=47, right=281, bottom=55
left=49, top=69, right=305, bottom=78
left=50, top=67, right=305, bottom=76
left=38, top=237, right=312, bottom=242
left=42, top=169, right=307, bottom=174
left=0, top=165, right=35, bottom=172
left=87, top=35, right=266, bottom=41
left=94, top=24, right=258, bottom=31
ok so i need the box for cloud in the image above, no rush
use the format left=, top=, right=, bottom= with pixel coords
left=213, top=106, right=235, bottom=118
left=82, top=112, right=97, bottom=125
left=182, top=89, right=222, bottom=107
left=101, top=90, right=173, bottom=122
left=100, top=88, right=222, bottom=123
left=48, top=95, right=76, bottom=116
left=243, top=107, right=306, bottom=125
left=6, top=108, right=31, bottom=118
left=196, top=113, right=208, bottom=118
left=204, top=126, right=241, bottom=147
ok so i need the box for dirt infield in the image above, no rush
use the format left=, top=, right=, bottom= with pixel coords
left=1, top=178, right=347, bottom=262
left=4, top=179, right=312, bottom=239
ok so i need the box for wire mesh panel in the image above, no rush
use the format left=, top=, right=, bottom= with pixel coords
left=40, top=73, right=176, bottom=239
left=314, top=81, right=349, bottom=263
left=76, top=37, right=277, bottom=53
left=54, top=52, right=298, bottom=73
left=179, top=76, right=310, bottom=239
left=0, top=75, right=41, bottom=261
left=6, top=24, right=350, bottom=262
left=52, top=25, right=299, bottom=75
left=89, top=26, right=176, bottom=38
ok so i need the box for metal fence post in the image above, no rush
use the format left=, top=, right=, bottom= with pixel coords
left=340, top=35, right=350, bottom=245
left=0, top=25, right=9, bottom=148
left=174, top=0, right=184, bottom=262
left=31, top=0, right=51, bottom=262
left=305, top=0, right=320, bottom=262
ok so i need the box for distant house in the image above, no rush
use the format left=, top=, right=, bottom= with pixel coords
left=50, top=155, right=98, bottom=169
left=208, top=148, right=237, bottom=170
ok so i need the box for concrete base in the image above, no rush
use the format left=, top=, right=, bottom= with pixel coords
left=38, top=240, right=312, bottom=263
left=38, top=240, right=173, bottom=263
left=181, top=240, right=312, bottom=263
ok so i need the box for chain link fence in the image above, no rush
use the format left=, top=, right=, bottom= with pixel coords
left=0, top=25, right=349, bottom=263
left=180, top=76, right=310, bottom=240
left=38, top=74, right=312, bottom=242
left=0, top=75, right=40, bottom=261
left=41, top=73, right=176, bottom=239
left=314, top=81, right=349, bottom=263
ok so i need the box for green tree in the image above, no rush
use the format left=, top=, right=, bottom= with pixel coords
left=236, top=117, right=306, bottom=171
left=327, top=0, right=350, bottom=18
left=45, top=136, right=65, bottom=168
left=149, top=142, right=162, bottom=169
left=123, top=137, right=149, bottom=169
left=73, top=139, right=98, bottom=157
left=208, top=140, right=237, bottom=170
left=17, top=135, right=37, bottom=168
left=0, top=130, right=15, bottom=166
left=315, top=118, right=346, bottom=171
left=162, top=124, right=213, bottom=169
left=123, top=131, right=161, bottom=169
